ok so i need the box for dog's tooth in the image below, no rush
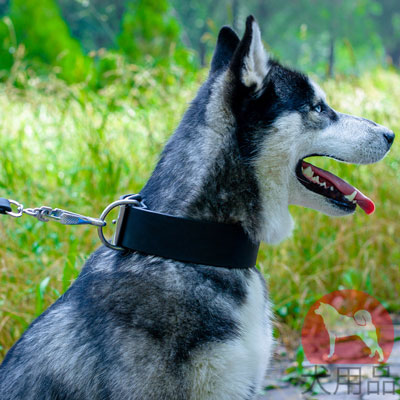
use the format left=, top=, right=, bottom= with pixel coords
left=320, top=181, right=326, bottom=188
left=314, top=175, right=320, bottom=184
left=344, top=190, right=357, bottom=202
left=330, top=186, right=334, bottom=191
left=303, top=166, right=314, bottom=178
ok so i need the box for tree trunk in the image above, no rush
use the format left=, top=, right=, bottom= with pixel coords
left=231, top=0, right=239, bottom=32
left=199, top=41, right=207, bottom=67
left=328, top=34, right=335, bottom=78
left=387, top=47, right=400, bottom=67
left=257, top=1, right=268, bottom=23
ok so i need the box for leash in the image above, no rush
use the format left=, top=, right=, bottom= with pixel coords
left=0, top=194, right=259, bottom=269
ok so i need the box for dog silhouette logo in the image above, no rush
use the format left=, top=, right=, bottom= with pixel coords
left=302, top=290, right=394, bottom=364
left=315, top=303, right=384, bottom=362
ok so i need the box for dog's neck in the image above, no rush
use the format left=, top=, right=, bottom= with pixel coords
left=141, top=142, right=262, bottom=241
left=140, top=74, right=262, bottom=241
left=140, top=72, right=289, bottom=243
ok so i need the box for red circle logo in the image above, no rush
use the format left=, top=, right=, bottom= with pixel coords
left=301, top=290, right=394, bottom=364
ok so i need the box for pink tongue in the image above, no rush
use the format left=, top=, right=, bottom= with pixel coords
left=303, top=161, right=375, bottom=215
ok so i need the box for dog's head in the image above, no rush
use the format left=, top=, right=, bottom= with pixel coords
left=209, top=16, right=394, bottom=243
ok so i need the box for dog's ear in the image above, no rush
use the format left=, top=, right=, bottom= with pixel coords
left=230, top=15, right=269, bottom=91
left=210, top=26, right=240, bottom=73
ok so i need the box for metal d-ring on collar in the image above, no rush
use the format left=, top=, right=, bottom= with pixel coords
left=97, top=198, right=142, bottom=251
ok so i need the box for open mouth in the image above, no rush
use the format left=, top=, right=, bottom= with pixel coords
left=295, top=157, right=375, bottom=215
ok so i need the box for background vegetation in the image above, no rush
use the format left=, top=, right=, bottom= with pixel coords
left=0, top=0, right=399, bottom=360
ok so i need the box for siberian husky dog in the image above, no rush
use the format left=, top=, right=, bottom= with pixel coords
left=0, top=16, right=394, bottom=400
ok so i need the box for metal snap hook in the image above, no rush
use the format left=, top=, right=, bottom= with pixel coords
left=6, top=199, right=24, bottom=218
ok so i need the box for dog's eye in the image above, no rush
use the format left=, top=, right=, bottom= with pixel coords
left=314, top=104, right=322, bottom=113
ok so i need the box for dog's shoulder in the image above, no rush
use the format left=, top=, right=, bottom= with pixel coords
left=75, top=247, right=258, bottom=322
left=77, top=246, right=254, bottom=306
left=70, top=248, right=267, bottom=359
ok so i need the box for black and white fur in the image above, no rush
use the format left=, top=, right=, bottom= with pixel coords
left=0, top=16, right=394, bottom=400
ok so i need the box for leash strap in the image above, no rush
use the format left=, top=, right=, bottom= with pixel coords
left=114, top=205, right=260, bottom=269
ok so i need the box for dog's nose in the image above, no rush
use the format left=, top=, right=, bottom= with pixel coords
left=383, top=130, right=395, bottom=146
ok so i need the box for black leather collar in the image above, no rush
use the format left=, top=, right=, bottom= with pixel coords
left=114, top=201, right=260, bottom=269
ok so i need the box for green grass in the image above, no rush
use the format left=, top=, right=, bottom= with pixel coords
left=0, top=67, right=399, bottom=360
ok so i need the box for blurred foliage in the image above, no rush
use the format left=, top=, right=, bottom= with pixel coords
left=58, top=0, right=124, bottom=51
left=171, top=0, right=400, bottom=75
left=254, top=0, right=384, bottom=76
left=374, top=0, right=400, bottom=65
left=7, top=0, right=93, bottom=84
left=118, top=0, right=194, bottom=69
left=0, top=16, right=13, bottom=71
left=0, top=0, right=398, bottom=85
